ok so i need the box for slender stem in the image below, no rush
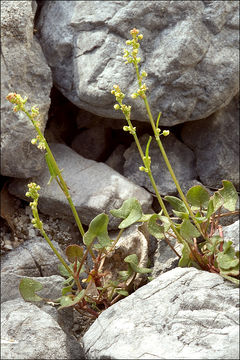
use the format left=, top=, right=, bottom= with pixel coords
left=124, top=116, right=190, bottom=249
left=24, top=109, right=85, bottom=237
left=143, top=93, right=203, bottom=237
left=39, top=228, right=73, bottom=276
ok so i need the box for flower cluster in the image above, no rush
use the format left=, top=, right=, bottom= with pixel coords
left=26, top=183, right=43, bottom=230
left=111, top=85, right=131, bottom=120
left=123, top=28, right=143, bottom=65
left=131, top=82, right=148, bottom=100
left=31, top=135, right=46, bottom=150
left=6, top=93, right=28, bottom=112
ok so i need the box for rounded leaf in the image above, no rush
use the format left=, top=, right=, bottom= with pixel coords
left=186, top=185, right=210, bottom=209
left=66, top=245, right=84, bottom=263
left=19, top=278, right=43, bottom=302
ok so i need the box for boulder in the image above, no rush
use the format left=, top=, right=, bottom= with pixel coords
left=1, top=0, right=52, bottom=177
left=1, top=299, right=84, bottom=360
left=181, top=95, right=239, bottom=190
left=8, top=143, right=152, bottom=229
left=1, top=238, right=66, bottom=303
left=83, top=267, right=239, bottom=359
left=123, top=133, right=198, bottom=195
left=36, top=1, right=239, bottom=125
left=71, top=126, right=111, bottom=161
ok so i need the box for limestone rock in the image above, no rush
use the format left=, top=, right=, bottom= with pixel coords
left=36, top=1, right=239, bottom=125
left=1, top=299, right=84, bottom=360
left=1, top=1, right=52, bottom=177
left=1, top=238, right=66, bottom=303
left=181, top=95, right=239, bottom=190
left=8, top=143, right=152, bottom=229
left=71, top=126, right=111, bottom=161
left=123, top=133, right=198, bottom=195
left=222, top=220, right=239, bottom=251
left=83, top=267, right=239, bottom=359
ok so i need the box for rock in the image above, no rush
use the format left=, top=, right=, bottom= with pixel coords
left=105, top=144, right=127, bottom=174
left=8, top=143, right=152, bottom=229
left=123, top=133, right=198, bottom=195
left=1, top=238, right=66, bottom=303
left=71, top=126, right=111, bottom=161
left=181, top=95, right=239, bottom=190
left=104, top=224, right=150, bottom=291
left=151, top=237, right=182, bottom=278
left=83, top=267, right=239, bottom=360
left=1, top=0, right=52, bottom=178
left=36, top=1, right=238, bottom=125
left=1, top=299, right=84, bottom=360
left=222, top=220, right=239, bottom=251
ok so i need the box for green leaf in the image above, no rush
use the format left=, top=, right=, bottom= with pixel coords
left=124, top=254, right=152, bottom=274
left=58, top=263, right=71, bottom=278
left=164, top=196, right=188, bottom=213
left=219, top=274, right=239, bottom=285
left=206, top=192, right=224, bottom=218
left=205, top=235, right=222, bottom=255
left=156, top=112, right=161, bottom=129
left=186, top=185, right=210, bottom=209
left=115, top=289, right=129, bottom=296
left=148, top=214, right=165, bottom=239
left=217, top=241, right=239, bottom=270
left=110, top=198, right=143, bottom=229
left=62, top=285, right=73, bottom=296
left=218, top=180, right=238, bottom=211
left=118, top=270, right=132, bottom=281
left=66, top=245, right=84, bottom=263
left=19, top=278, right=43, bottom=302
left=58, top=290, right=85, bottom=310
left=172, top=210, right=189, bottom=220
left=180, top=219, right=200, bottom=242
left=83, top=213, right=111, bottom=248
left=178, top=243, right=192, bottom=267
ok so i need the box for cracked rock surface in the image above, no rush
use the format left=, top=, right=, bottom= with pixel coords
left=1, top=0, right=52, bottom=178
left=8, top=143, right=152, bottom=229
left=1, top=299, right=84, bottom=360
left=82, top=267, right=239, bottom=359
left=36, top=1, right=239, bottom=125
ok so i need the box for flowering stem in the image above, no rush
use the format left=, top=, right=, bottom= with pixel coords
left=23, top=108, right=85, bottom=238
left=142, top=96, right=204, bottom=237
left=123, top=115, right=189, bottom=248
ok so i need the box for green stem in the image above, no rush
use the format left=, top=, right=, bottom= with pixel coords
left=24, top=110, right=85, bottom=238
left=133, top=63, right=203, bottom=237
left=124, top=117, right=188, bottom=247
left=143, top=97, right=203, bottom=236
left=39, top=227, right=73, bottom=276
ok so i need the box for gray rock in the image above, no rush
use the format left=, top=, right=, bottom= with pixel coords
left=123, top=133, right=198, bottom=195
left=222, top=220, right=239, bottom=251
left=1, top=0, right=52, bottom=178
left=181, top=95, right=239, bottom=190
left=71, top=126, right=111, bottom=161
left=8, top=143, right=152, bottom=229
left=105, top=144, right=126, bottom=174
left=1, top=238, right=66, bottom=303
left=152, top=237, right=182, bottom=278
left=83, top=267, right=239, bottom=359
left=1, top=299, right=84, bottom=360
left=36, top=1, right=238, bottom=125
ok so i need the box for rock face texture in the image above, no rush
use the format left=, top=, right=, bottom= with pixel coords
left=181, top=95, right=239, bottom=190
left=1, top=238, right=65, bottom=303
left=83, top=267, right=239, bottom=360
left=1, top=1, right=52, bottom=178
left=36, top=1, right=239, bottom=125
left=1, top=299, right=84, bottom=360
left=124, top=133, right=198, bottom=195
left=8, top=143, right=152, bottom=229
